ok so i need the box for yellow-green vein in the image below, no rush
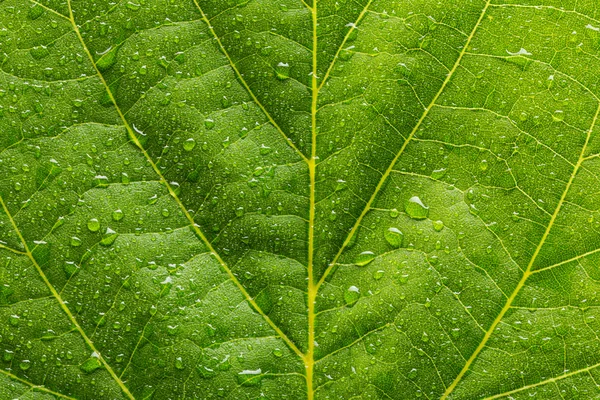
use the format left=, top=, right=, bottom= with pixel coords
left=441, top=100, right=600, bottom=399
left=316, top=0, right=493, bottom=292
left=67, top=0, right=304, bottom=361
left=0, top=195, right=135, bottom=400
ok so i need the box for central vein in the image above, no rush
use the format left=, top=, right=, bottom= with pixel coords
left=306, top=0, right=319, bottom=398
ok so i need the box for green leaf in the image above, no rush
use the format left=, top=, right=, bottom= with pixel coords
left=1, top=0, right=600, bottom=398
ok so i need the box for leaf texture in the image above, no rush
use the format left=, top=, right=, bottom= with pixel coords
left=1, top=0, right=600, bottom=399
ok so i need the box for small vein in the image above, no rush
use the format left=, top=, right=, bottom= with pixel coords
left=0, top=368, right=75, bottom=400
left=29, top=0, right=69, bottom=20
left=530, top=246, right=600, bottom=275
left=0, top=243, right=26, bottom=255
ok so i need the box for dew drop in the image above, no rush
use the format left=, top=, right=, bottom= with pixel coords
left=431, top=168, right=447, bottom=179
left=432, top=220, right=444, bottom=232
left=373, top=270, right=385, bottom=280
left=384, top=227, right=403, bottom=248
left=87, top=218, right=100, bottom=232
left=275, top=62, right=290, bottom=80
left=205, top=118, right=215, bottom=130
left=100, top=228, right=118, bottom=246
left=272, top=348, right=283, bottom=358
left=344, top=286, right=360, bottom=305
left=183, top=138, right=196, bottom=151
left=112, top=209, right=124, bottom=221
left=408, top=368, right=418, bottom=379
left=354, top=251, right=375, bottom=266
left=405, top=196, right=429, bottom=220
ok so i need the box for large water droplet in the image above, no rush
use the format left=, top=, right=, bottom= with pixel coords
left=112, top=209, right=124, bottom=221
left=87, top=218, right=100, bottom=232
left=183, top=138, right=196, bottom=151
left=275, top=62, right=290, bottom=80
left=384, top=227, right=403, bottom=248
left=405, top=196, right=429, bottom=220
left=354, top=251, right=375, bottom=266
left=344, top=286, right=360, bottom=305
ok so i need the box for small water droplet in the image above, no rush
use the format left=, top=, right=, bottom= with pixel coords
left=112, top=209, right=124, bottom=221
left=344, top=286, right=360, bottom=305
left=552, top=110, right=564, bottom=122
left=384, top=227, right=403, bottom=248
left=354, top=251, right=375, bottom=266
left=183, top=138, right=196, bottom=151
left=432, top=220, right=444, bottom=232
left=87, top=218, right=100, bottom=232
left=272, top=348, right=283, bottom=358
left=100, top=228, right=118, bottom=246
left=275, top=62, right=290, bottom=80
left=405, top=196, right=429, bottom=220
left=431, top=168, right=447, bottom=179
left=373, top=270, right=385, bottom=280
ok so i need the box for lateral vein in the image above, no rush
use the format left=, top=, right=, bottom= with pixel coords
left=0, top=195, right=135, bottom=400
left=316, top=0, right=494, bottom=292
left=441, top=96, right=600, bottom=400
left=67, top=0, right=304, bottom=361
left=192, top=0, right=309, bottom=163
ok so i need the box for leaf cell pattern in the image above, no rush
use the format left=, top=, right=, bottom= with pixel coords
left=1, top=0, right=600, bottom=399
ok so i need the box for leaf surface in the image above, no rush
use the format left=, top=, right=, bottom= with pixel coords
left=1, top=0, right=600, bottom=399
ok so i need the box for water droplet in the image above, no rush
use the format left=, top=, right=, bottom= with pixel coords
left=100, top=228, right=118, bottom=246
left=238, top=368, right=263, bottom=386
left=112, top=209, right=124, bottom=221
left=175, top=357, right=184, bottom=370
left=384, top=227, right=403, bottom=248
left=405, top=196, right=429, bottom=220
left=354, top=251, right=375, bottom=266
left=552, top=110, right=564, bottom=122
left=389, top=208, right=399, bottom=218
left=344, top=286, right=360, bottom=305
left=19, top=360, right=31, bottom=370
left=205, top=118, right=215, bottom=130
left=335, top=179, right=347, bottom=191
left=80, top=356, right=102, bottom=373
left=432, top=220, right=444, bottom=232
left=431, top=168, right=447, bottom=179
left=183, top=138, right=196, bottom=151
left=87, top=218, right=100, bottom=232
left=275, top=62, right=290, bottom=80
left=272, top=348, right=283, bottom=357
left=126, top=1, right=141, bottom=11
left=479, top=159, right=488, bottom=171
left=373, top=270, right=385, bottom=280
left=97, top=46, right=119, bottom=71
left=30, top=45, right=49, bottom=60
left=70, top=236, right=82, bottom=247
